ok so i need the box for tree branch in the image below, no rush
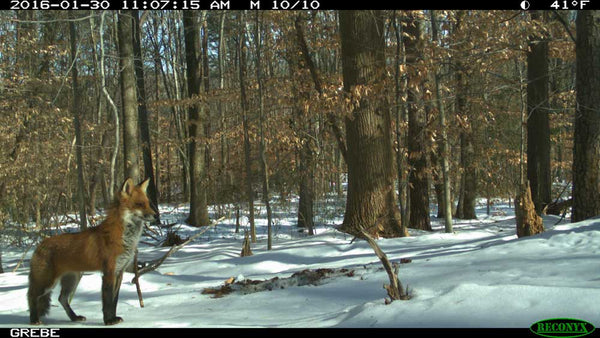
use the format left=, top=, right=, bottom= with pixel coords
left=294, top=14, right=347, bottom=162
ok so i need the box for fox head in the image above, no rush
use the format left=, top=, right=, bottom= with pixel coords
left=119, top=178, right=157, bottom=224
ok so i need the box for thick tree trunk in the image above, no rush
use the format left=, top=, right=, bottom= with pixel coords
left=457, top=131, right=478, bottom=220
left=453, top=13, right=477, bottom=220
left=118, top=10, right=140, bottom=182
left=338, top=10, right=407, bottom=238
left=516, top=181, right=544, bottom=237
left=403, top=13, right=431, bottom=231
left=527, top=11, right=551, bottom=214
left=572, top=11, right=600, bottom=222
left=183, top=11, right=210, bottom=227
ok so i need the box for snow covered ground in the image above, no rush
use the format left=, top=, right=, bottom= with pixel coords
left=0, top=197, right=599, bottom=328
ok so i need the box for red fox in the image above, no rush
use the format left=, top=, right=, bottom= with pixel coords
left=28, top=178, right=156, bottom=325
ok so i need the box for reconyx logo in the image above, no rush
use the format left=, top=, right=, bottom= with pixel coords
left=530, top=318, right=595, bottom=338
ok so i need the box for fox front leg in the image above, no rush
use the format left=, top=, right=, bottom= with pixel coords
left=102, top=271, right=123, bottom=325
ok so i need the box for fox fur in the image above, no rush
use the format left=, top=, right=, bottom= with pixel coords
left=27, top=178, right=156, bottom=325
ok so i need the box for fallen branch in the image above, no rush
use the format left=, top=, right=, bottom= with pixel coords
left=202, top=267, right=356, bottom=298
left=359, top=228, right=410, bottom=303
left=132, top=250, right=144, bottom=308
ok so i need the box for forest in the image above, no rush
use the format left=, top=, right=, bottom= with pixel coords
left=1, top=8, right=600, bottom=328
left=0, top=9, right=599, bottom=301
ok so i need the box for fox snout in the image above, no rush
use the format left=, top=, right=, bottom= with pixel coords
left=143, top=208, right=158, bottom=222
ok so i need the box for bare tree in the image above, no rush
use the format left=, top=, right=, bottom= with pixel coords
left=133, top=10, right=159, bottom=217
left=118, top=10, right=140, bottom=182
left=527, top=11, right=551, bottom=214
left=238, top=11, right=256, bottom=241
left=69, top=11, right=87, bottom=229
left=183, top=11, right=210, bottom=227
left=255, top=12, right=274, bottom=249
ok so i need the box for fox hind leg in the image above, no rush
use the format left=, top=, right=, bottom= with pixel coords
left=28, top=270, right=55, bottom=325
left=28, top=285, right=52, bottom=325
left=58, top=273, right=86, bottom=322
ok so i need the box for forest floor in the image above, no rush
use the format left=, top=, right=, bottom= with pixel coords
left=0, top=195, right=599, bottom=328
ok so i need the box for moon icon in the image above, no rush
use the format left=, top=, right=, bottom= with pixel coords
left=520, top=0, right=530, bottom=9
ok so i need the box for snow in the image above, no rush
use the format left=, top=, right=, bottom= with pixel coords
left=0, top=198, right=599, bottom=328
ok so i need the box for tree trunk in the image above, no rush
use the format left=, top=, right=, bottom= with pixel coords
left=338, top=10, right=408, bottom=238
left=572, top=11, right=600, bottom=222
left=69, top=12, right=87, bottom=230
left=430, top=11, right=453, bottom=232
left=516, top=181, right=544, bottom=237
left=392, top=13, right=408, bottom=228
left=118, top=10, right=140, bottom=182
left=255, top=12, right=274, bottom=248
left=292, top=15, right=316, bottom=236
left=99, top=12, right=119, bottom=200
left=454, top=13, right=477, bottom=220
left=403, top=13, right=432, bottom=231
left=527, top=11, right=551, bottom=214
left=133, top=10, right=159, bottom=217
left=183, top=11, right=210, bottom=227
left=238, top=12, right=256, bottom=241
left=457, top=132, right=478, bottom=219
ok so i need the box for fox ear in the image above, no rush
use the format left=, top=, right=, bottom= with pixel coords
left=120, top=178, right=135, bottom=197
left=138, top=178, right=150, bottom=193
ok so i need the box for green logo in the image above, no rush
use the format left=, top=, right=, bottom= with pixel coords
left=530, top=318, right=596, bottom=338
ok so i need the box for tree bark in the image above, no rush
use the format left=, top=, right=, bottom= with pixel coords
left=238, top=11, right=256, bottom=241
left=292, top=15, right=315, bottom=235
left=403, top=12, right=432, bottom=231
left=69, top=12, right=87, bottom=230
left=255, top=12, right=274, bottom=248
left=118, top=10, right=140, bottom=182
left=430, top=11, right=453, bottom=233
left=133, top=10, right=159, bottom=217
left=572, top=11, right=600, bottom=222
left=99, top=12, right=119, bottom=200
left=338, top=10, right=408, bottom=238
left=516, top=181, right=544, bottom=237
left=454, top=13, right=477, bottom=220
left=527, top=11, right=551, bottom=214
left=183, top=11, right=210, bottom=227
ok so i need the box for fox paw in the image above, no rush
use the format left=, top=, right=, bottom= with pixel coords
left=104, top=317, right=123, bottom=325
left=72, top=315, right=86, bottom=322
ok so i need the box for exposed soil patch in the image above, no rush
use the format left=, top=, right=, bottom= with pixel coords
left=202, top=268, right=355, bottom=298
left=202, top=259, right=412, bottom=298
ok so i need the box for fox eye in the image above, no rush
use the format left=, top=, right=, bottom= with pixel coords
left=135, top=202, right=145, bottom=208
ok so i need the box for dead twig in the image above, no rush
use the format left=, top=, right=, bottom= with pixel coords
left=132, top=250, right=144, bottom=308
left=359, top=228, right=410, bottom=303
